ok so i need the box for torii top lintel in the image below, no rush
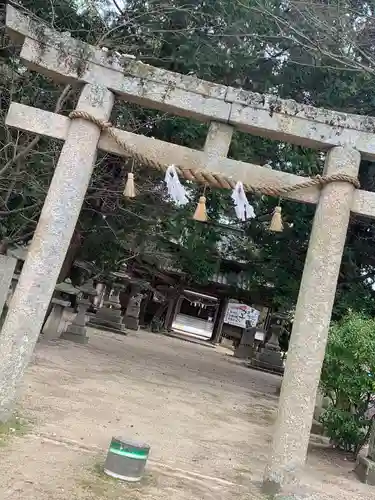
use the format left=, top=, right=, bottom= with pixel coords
left=5, top=5, right=375, bottom=219
left=6, top=4, right=375, bottom=160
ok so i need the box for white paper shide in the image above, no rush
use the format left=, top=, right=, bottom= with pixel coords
left=164, top=165, right=189, bottom=206
left=231, top=181, right=255, bottom=221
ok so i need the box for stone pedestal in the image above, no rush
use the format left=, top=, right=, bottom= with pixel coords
left=89, top=307, right=125, bottom=333
left=234, top=326, right=257, bottom=359
left=355, top=456, right=375, bottom=485
left=42, top=298, right=70, bottom=340
left=88, top=285, right=126, bottom=334
left=355, top=422, right=375, bottom=485
left=61, top=303, right=89, bottom=344
left=252, top=325, right=284, bottom=374
left=123, top=289, right=143, bottom=331
left=313, top=391, right=330, bottom=421
left=311, top=391, right=328, bottom=433
left=61, top=280, right=97, bottom=344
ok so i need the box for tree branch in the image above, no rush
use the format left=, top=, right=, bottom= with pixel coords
left=0, top=84, right=73, bottom=179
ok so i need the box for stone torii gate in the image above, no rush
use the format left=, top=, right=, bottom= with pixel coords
left=3, top=4, right=375, bottom=494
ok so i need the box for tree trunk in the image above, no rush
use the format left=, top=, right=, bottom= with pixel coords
left=58, top=230, right=82, bottom=283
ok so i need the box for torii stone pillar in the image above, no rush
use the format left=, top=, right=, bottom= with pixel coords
left=263, top=146, right=361, bottom=493
left=0, top=84, right=114, bottom=421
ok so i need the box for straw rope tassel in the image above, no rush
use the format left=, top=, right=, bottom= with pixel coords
left=123, top=159, right=136, bottom=199
left=193, top=196, right=208, bottom=222
left=269, top=205, right=283, bottom=232
left=123, top=172, right=136, bottom=198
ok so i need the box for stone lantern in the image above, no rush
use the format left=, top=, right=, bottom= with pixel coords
left=61, top=279, right=97, bottom=344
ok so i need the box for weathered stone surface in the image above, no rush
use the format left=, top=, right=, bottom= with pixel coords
left=234, top=328, right=255, bottom=359
left=7, top=4, right=375, bottom=157
left=352, top=190, right=375, bottom=219
left=6, top=4, right=227, bottom=99
left=204, top=122, right=233, bottom=158
left=355, top=455, right=375, bottom=485
left=263, top=146, right=361, bottom=491
left=229, top=101, right=375, bottom=159
left=42, top=298, right=70, bottom=340
left=123, top=316, right=139, bottom=331
left=19, top=38, right=231, bottom=123
left=252, top=350, right=284, bottom=375
left=0, top=255, right=17, bottom=317
left=123, top=291, right=143, bottom=331
left=54, top=281, right=80, bottom=295
left=310, top=419, right=324, bottom=436
left=0, top=84, right=114, bottom=421
left=368, top=422, right=375, bottom=461
left=88, top=303, right=126, bottom=334
left=313, top=391, right=329, bottom=422
left=107, top=287, right=122, bottom=309
left=253, top=324, right=284, bottom=375
left=60, top=330, right=89, bottom=344
left=60, top=295, right=91, bottom=344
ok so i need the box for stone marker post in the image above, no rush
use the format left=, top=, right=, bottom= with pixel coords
left=355, top=420, right=375, bottom=484
left=369, top=424, right=375, bottom=461
left=0, top=84, right=114, bottom=421
left=263, top=146, right=361, bottom=493
left=123, top=290, right=143, bottom=331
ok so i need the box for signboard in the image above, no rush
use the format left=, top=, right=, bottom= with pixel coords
left=254, top=330, right=266, bottom=341
left=224, top=303, right=260, bottom=329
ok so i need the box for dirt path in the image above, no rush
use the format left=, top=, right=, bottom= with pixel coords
left=0, top=329, right=373, bottom=499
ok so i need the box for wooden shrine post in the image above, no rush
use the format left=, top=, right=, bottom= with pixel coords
left=5, top=4, right=375, bottom=493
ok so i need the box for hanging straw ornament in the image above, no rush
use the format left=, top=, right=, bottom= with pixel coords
left=231, top=181, right=255, bottom=221
left=269, top=204, right=284, bottom=232
left=193, top=196, right=208, bottom=222
left=123, top=161, right=136, bottom=198
left=193, top=185, right=208, bottom=222
left=164, top=165, right=188, bottom=206
left=123, top=172, right=136, bottom=198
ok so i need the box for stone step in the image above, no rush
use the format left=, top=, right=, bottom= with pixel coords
left=88, top=319, right=127, bottom=335
left=96, top=311, right=122, bottom=320
left=65, top=324, right=87, bottom=336
left=60, top=330, right=89, bottom=344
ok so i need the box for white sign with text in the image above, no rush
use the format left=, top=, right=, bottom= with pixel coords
left=224, top=303, right=260, bottom=329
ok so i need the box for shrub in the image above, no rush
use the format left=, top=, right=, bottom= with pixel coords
left=320, top=312, right=375, bottom=455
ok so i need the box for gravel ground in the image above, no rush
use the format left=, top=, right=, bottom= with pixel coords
left=0, top=328, right=373, bottom=499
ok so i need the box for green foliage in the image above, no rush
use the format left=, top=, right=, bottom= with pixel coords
left=320, top=312, right=375, bottom=453
left=320, top=407, right=369, bottom=453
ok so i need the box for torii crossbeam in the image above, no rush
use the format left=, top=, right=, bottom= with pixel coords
left=2, top=4, right=375, bottom=494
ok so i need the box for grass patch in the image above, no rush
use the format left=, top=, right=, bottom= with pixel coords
left=0, top=414, right=30, bottom=447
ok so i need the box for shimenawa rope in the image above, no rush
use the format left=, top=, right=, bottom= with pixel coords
left=69, top=111, right=360, bottom=195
